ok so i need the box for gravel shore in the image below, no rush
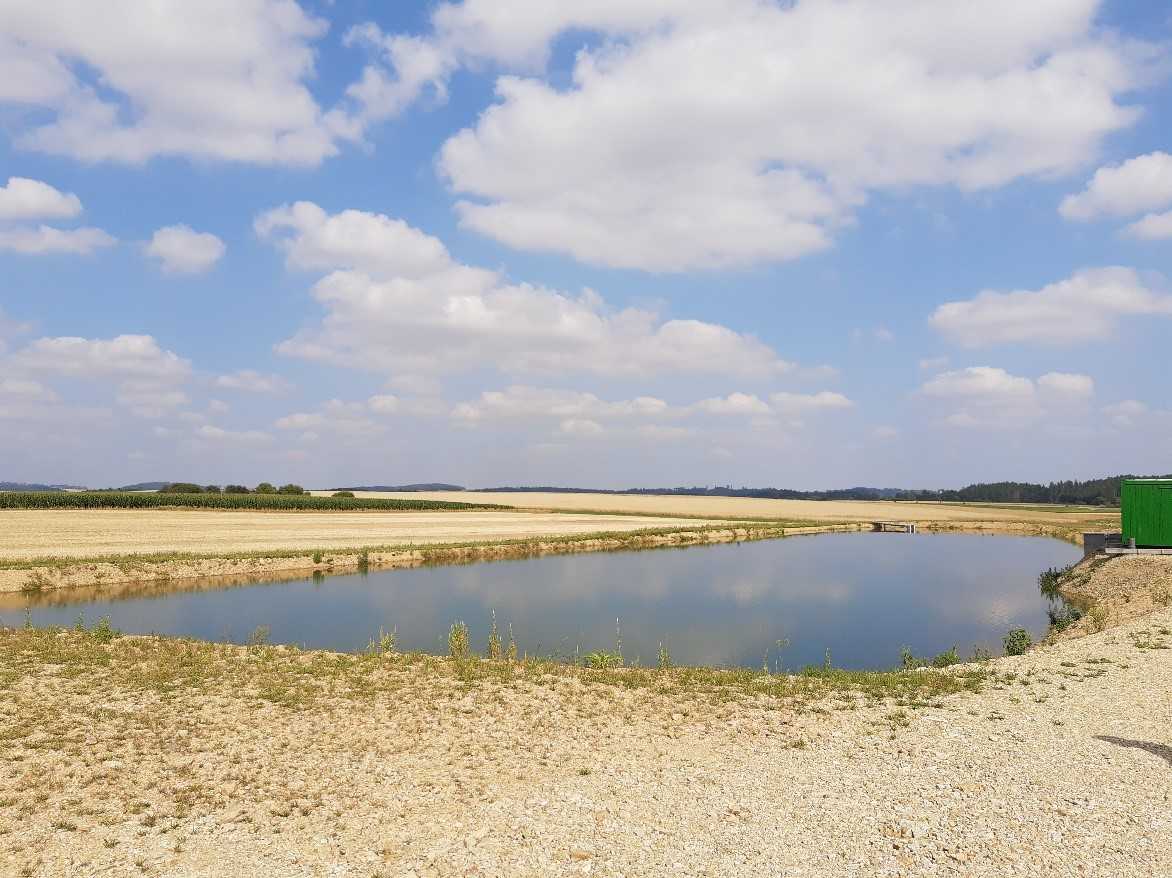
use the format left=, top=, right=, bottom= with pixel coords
left=2, top=600, right=1169, bottom=878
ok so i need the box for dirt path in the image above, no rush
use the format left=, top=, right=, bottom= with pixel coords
left=2, top=608, right=1168, bottom=877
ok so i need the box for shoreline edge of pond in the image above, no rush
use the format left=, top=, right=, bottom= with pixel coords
left=1, top=518, right=1092, bottom=596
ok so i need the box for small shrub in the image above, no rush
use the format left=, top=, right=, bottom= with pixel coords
left=312, top=551, right=322, bottom=564
left=1038, top=566, right=1071, bottom=598
left=899, top=645, right=960, bottom=669
left=1087, top=605, right=1109, bottom=633
left=247, top=625, right=271, bottom=647
left=506, top=623, right=518, bottom=662
left=1152, top=584, right=1172, bottom=606
left=21, top=571, right=49, bottom=595
left=91, top=616, right=119, bottom=643
left=657, top=641, right=672, bottom=670
left=583, top=651, right=622, bottom=669
left=448, top=621, right=470, bottom=660
left=932, top=646, right=960, bottom=668
left=357, top=550, right=370, bottom=572
left=971, top=645, right=994, bottom=663
left=1047, top=601, right=1082, bottom=632
left=367, top=627, right=397, bottom=655
left=487, top=610, right=502, bottom=660
left=1003, top=627, right=1032, bottom=656
left=332, top=491, right=355, bottom=498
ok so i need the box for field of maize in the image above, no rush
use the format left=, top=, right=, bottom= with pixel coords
left=0, top=491, right=509, bottom=512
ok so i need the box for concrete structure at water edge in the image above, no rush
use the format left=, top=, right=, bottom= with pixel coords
left=1121, top=479, right=1172, bottom=549
left=1085, top=479, right=1172, bottom=557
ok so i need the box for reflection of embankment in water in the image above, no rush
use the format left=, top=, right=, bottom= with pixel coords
left=3, top=528, right=835, bottom=612
left=2, top=522, right=841, bottom=597
left=2, top=530, right=801, bottom=611
left=0, top=569, right=334, bottom=612
left=2, top=523, right=1077, bottom=611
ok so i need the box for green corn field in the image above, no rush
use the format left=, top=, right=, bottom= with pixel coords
left=0, top=492, right=510, bottom=512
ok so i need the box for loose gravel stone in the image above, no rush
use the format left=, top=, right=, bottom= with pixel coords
left=0, top=607, right=1168, bottom=877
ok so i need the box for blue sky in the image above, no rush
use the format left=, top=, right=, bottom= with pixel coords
left=1, top=0, right=1171, bottom=489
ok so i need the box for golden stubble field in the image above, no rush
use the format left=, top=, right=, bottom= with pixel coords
left=0, top=492, right=1116, bottom=563
left=0, top=509, right=733, bottom=561
left=331, top=490, right=1120, bottom=525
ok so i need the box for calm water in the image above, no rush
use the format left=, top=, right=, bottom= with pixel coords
left=4, top=533, right=1080, bottom=670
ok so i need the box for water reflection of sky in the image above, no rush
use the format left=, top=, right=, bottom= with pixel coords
left=6, top=533, right=1080, bottom=670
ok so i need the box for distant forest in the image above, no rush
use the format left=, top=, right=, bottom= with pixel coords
left=6, top=474, right=1163, bottom=506
left=480, top=474, right=1169, bottom=506
left=892, top=475, right=1169, bottom=506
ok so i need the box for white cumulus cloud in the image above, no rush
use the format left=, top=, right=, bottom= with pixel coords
left=145, top=225, right=225, bottom=274
left=353, top=0, right=1153, bottom=270
left=214, top=370, right=292, bottom=394
left=0, top=0, right=366, bottom=166
left=197, top=425, right=273, bottom=443
left=5, top=334, right=191, bottom=420
left=1123, top=211, right=1172, bottom=241
left=919, top=366, right=1094, bottom=429
left=930, top=267, right=1172, bottom=347
left=0, top=225, right=115, bottom=255
left=257, top=201, right=798, bottom=379
left=0, top=176, right=81, bottom=220
left=1059, top=151, right=1172, bottom=220
left=0, top=176, right=114, bottom=255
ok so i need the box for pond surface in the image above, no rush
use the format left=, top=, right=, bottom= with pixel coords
left=5, top=533, right=1080, bottom=670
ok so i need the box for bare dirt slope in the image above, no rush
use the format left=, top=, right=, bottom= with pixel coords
left=344, top=490, right=1118, bottom=525
left=1058, top=554, right=1172, bottom=635
left=0, top=509, right=734, bottom=561
left=2, top=609, right=1169, bottom=877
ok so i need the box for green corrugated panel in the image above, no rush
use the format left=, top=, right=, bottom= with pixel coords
left=1121, top=479, right=1172, bottom=547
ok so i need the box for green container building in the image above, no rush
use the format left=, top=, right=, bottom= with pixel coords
left=1121, top=479, right=1172, bottom=548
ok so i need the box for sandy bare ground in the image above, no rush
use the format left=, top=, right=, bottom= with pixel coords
left=1, top=606, right=1169, bottom=877
left=0, top=509, right=737, bottom=562
left=343, top=490, right=1119, bottom=525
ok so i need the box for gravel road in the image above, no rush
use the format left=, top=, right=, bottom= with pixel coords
left=2, top=608, right=1169, bottom=877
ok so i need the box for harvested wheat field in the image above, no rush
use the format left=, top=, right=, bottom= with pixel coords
left=0, top=509, right=738, bottom=562
left=1, top=605, right=1169, bottom=878
left=342, top=490, right=1119, bottom=526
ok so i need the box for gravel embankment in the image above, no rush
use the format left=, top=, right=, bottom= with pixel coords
left=2, top=608, right=1169, bottom=877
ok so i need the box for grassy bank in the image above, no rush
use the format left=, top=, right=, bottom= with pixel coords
left=0, top=623, right=984, bottom=715
left=0, top=491, right=508, bottom=512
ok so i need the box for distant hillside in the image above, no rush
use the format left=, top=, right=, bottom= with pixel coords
left=0, top=481, right=84, bottom=492
left=474, top=476, right=1159, bottom=506
left=116, top=482, right=171, bottom=492
left=477, top=485, right=906, bottom=500
left=335, top=483, right=465, bottom=492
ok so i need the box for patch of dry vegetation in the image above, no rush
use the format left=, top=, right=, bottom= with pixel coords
left=1054, top=555, right=1172, bottom=638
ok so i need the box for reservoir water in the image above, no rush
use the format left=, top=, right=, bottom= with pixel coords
left=4, top=532, right=1080, bottom=670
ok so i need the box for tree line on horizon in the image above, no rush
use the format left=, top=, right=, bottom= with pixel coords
left=484, top=474, right=1168, bottom=506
